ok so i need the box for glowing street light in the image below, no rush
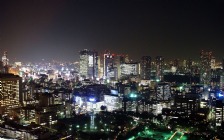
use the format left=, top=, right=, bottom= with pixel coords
left=130, top=93, right=137, bottom=98
left=179, top=86, right=183, bottom=91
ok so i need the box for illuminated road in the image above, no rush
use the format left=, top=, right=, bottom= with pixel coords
left=169, top=131, right=186, bottom=140
left=179, top=132, right=185, bottom=139
left=168, top=131, right=178, bottom=140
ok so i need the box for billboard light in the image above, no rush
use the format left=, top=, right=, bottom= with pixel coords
left=130, top=93, right=137, bottom=98
left=89, top=97, right=96, bottom=102
left=218, top=93, right=223, bottom=97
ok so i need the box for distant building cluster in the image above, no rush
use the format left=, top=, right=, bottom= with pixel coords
left=78, top=49, right=223, bottom=84
left=1, top=50, right=224, bottom=139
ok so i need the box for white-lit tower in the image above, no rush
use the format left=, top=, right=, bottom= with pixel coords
left=79, top=49, right=98, bottom=80
left=2, top=51, right=9, bottom=73
left=2, top=51, right=9, bottom=66
left=103, top=50, right=115, bottom=79
left=156, top=56, right=164, bottom=81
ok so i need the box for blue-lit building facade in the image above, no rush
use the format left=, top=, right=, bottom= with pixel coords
left=73, top=84, right=122, bottom=113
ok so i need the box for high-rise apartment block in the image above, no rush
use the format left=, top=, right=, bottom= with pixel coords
left=156, top=82, right=171, bottom=101
left=156, top=56, right=164, bottom=81
left=140, top=56, right=151, bottom=80
left=215, top=100, right=224, bottom=127
left=174, top=92, right=200, bottom=116
left=120, top=62, right=139, bottom=78
left=200, top=50, right=212, bottom=85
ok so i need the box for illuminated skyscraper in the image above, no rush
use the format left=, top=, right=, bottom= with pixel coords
left=114, top=54, right=126, bottom=79
left=156, top=82, right=171, bottom=101
left=200, top=50, right=212, bottom=85
left=140, top=56, right=151, bottom=80
left=120, top=62, right=139, bottom=78
left=2, top=51, right=9, bottom=66
left=211, top=56, right=216, bottom=70
left=1, top=51, right=9, bottom=73
left=156, top=56, right=164, bottom=81
left=174, top=92, right=200, bottom=116
left=215, top=100, right=224, bottom=127
left=103, top=50, right=115, bottom=79
left=0, top=73, right=22, bottom=115
left=79, top=49, right=98, bottom=80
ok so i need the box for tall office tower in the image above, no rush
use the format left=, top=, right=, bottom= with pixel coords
left=2, top=51, right=9, bottom=66
left=114, top=54, right=125, bottom=80
left=156, top=56, right=164, bottom=81
left=97, top=56, right=103, bottom=79
left=200, top=50, right=212, bottom=85
left=2, top=51, right=9, bottom=73
left=186, top=58, right=193, bottom=73
left=174, top=92, right=200, bottom=116
left=211, top=56, right=216, bottom=70
left=156, top=82, right=171, bottom=101
left=120, top=62, right=139, bottom=78
left=140, top=56, right=151, bottom=80
left=215, top=100, right=224, bottom=127
left=0, top=73, right=22, bottom=115
left=79, top=49, right=98, bottom=80
left=103, top=50, right=115, bottom=79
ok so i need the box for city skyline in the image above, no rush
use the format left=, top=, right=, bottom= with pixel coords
left=0, top=0, right=223, bottom=62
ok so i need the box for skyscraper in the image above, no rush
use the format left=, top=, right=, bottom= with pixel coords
left=186, top=58, right=193, bottom=73
left=200, top=50, right=212, bottom=85
left=156, top=56, right=164, bottom=81
left=211, top=56, right=216, bottom=70
left=140, top=56, right=151, bottom=80
left=1, top=51, right=9, bottom=73
left=120, top=62, right=139, bottom=78
left=79, top=49, right=98, bottom=80
left=103, top=50, right=115, bottom=79
left=114, top=54, right=125, bottom=80
left=2, top=51, right=9, bottom=67
left=156, top=82, right=171, bottom=101
left=0, top=73, right=22, bottom=115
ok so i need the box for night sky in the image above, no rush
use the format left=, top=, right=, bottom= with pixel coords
left=0, top=0, right=223, bottom=62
